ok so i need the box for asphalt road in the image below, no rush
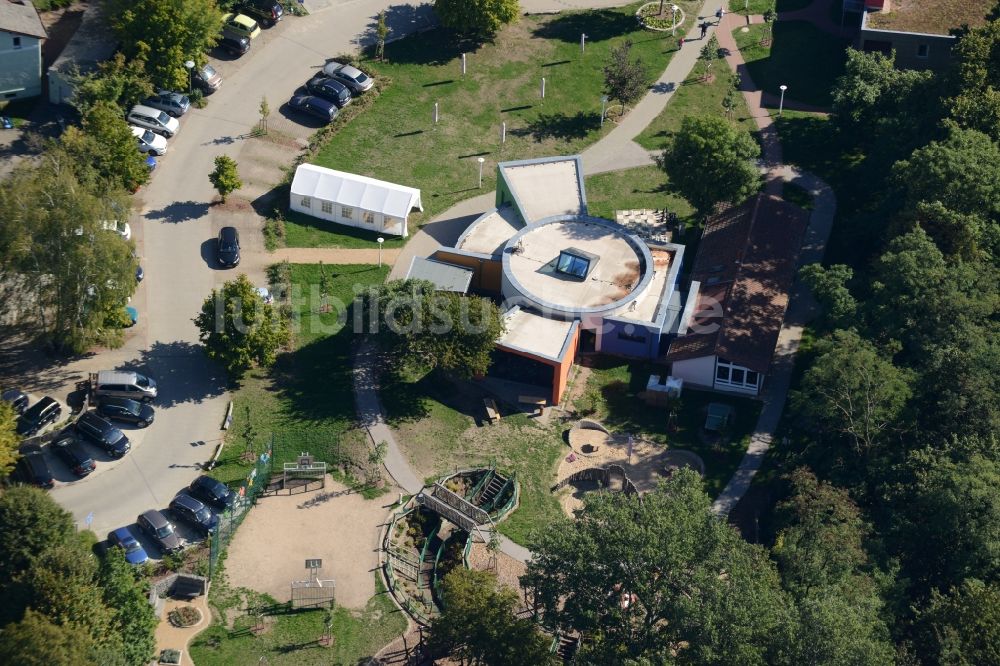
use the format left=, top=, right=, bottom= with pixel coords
left=47, top=0, right=437, bottom=546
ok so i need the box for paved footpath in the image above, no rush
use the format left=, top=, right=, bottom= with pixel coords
left=271, top=247, right=401, bottom=265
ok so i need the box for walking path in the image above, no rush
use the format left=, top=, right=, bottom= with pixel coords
left=270, top=246, right=401, bottom=265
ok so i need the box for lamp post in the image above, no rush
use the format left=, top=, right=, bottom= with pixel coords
left=778, top=84, right=787, bottom=116
left=600, top=95, right=608, bottom=127
left=580, top=33, right=586, bottom=54
left=671, top=5, right=679, bottom=35
left=377, top=237, right=385, bottom=267
left=184, top=60, right=195, bottom=94
left=477, top=157, right=485, bottom=188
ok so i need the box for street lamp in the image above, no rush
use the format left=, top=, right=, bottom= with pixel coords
left=477, top=157, right=485, bottom=188
left=671, top=5, right=679, bottom=35
left=600, top=95, right=609, bottom=127
left=184, top=60, right=195, bottom=94
left=778, top=84, right=787, bottom=116
left=377, top=237, right=385, bottom=267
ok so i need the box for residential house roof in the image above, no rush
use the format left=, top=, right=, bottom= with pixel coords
left=665, top=195, right=808, bottom=373
left=405, top=257, right=473, bottom=293
left=0, top=0, right=46, bottom=39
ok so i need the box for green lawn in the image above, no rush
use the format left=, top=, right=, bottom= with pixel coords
left=635, top=68, right=758, bottom=151
left=189, top=577, right=406, bottom=666
left=283, top=210, right=408, bottom=249
left=307, top=3, right=697, bottom=240
left=381, top=369, right=566, bottom=545
left=211, top=264, right=389, bottom=486
left=584, top=166, right=696, bottom=226
left=575, top=358, right=761, bottom=497
left=735, top=21, right=848, bottom=108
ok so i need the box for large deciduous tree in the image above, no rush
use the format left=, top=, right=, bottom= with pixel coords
left=0, top=610, right=95, bottom=666
left=0, top=403, right=19, bottom=478
left=603, top=39, right=646, bottom=114
left=99, top=548, right=158, bottom=665
left=661, top=115, right=760, bottom=219
left=73, top=50, right=155, bottom=113
left=104, top=0, right=222, bottom=90
left=947, top=18, right=1000, bottom=142
left=913, top=579, right=1000, bottom=665
left=798, top=263, right=857, bottom=331
left=429, top=568, right=553, bottom=665
left=523, top=470, right=797, bottom=664
left=363, top=279, right=504, bottom=378
left=433, top=0, right=519, bottom=37
left=62, top=100, right=151, bottom=193
left=194, top=273, right=290, bottom=378
left=0, top=485, right=76, bottom=594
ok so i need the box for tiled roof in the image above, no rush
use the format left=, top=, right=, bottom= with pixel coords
left=0, top=1, right=45, bottom=39
left=666, top=195, right=808, bottom=373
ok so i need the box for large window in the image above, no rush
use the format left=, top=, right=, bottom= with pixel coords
left=715, top=358, right=761, bottom=392
left=341, top=206, right=353, bottom=219
left=555, top=247, right=598, bottom=279
left=321, top=201, right=332, bottom=214
left=300, top=196, right=311, bottom=208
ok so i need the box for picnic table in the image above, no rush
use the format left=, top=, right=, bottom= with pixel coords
left=483, top=398, right=501, bottom=424
left=518, top=395, right=546, bottom=416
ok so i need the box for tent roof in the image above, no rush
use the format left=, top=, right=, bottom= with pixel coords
left=291, top=163, right=422, bottom=219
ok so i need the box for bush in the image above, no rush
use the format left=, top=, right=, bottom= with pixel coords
left=263, top=214, right=286, bottom=251
left=189, top=89, right=206, bottom=108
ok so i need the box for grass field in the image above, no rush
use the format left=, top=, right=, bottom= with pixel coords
left=635, top=68, right=758, bottom=151
left=283, top=210, right=409, bottom=249
left=189, top=577, right=406, bottom=665
left=584, top=165, right=696, bottom=225
left=307, top=3, right=697, bottom=238
left=575, top=358, right=761, bottom=497
left=735, top=21, right=848, bottom=108
left=211, top=264, right=389, bottom=486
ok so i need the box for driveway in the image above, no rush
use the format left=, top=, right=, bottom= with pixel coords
left=40, top=1, right=437, bottom=542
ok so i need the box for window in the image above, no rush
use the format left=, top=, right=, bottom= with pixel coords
left=555, top=248, right=598, bottom=279
left=341, top=206, right=353, bottom=219
left=300, top=196, right=311, bottom=208
left=363, top=211, right=375, bottom=225
left=715, top=359, right=761, bottom=392
left=321, top=201, right=332, bottom=214
left=617, top=330, right=647, bottom=344
left=916, top=44, right=929, bottom=58
left=12, top=36, right=21, bottom=49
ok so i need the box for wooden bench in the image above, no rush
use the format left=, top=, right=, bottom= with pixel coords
left=483, top=398, right=500, bottom=424
left=518, top=395, right=547, bottom=416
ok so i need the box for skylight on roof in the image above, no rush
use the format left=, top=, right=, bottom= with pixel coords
left=555, top=247, right=598, bottom=279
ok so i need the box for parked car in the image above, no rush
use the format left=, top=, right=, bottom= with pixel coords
left=131, top=125, right=167, bottom=156
left=193, top=63, right=222, bottom=93
left=14, top=443, right=54, bottom=488
left=222, top=13, right=261, bottom=40
left=137, top=509, right=183, bottom=554
left=188, top=475, right=237, bottom=511
left=101, top=219, right=132, bottom=241
left=143, top=90, right=190, bottom=117
left=52, top=434, right=96, bottom=477
left=97, top=397, right=155, bottom=428
left=92, top=370, right=158, bottom=402
left=217, top=34, right=250, bottom=57
left=239, top=0, right=283, bottom=26
left=321, top=61, right=373, bottom=95
left=125, top=306, right=139, bottom=327
left=2, top=388, right=29, bottom=415
left=136, top=265, right=144, bottom=282
left=75, top=412, right=131, bottom=458
left=107, top=526, right=149, bottom=565
left=169, top=494, right=218, bottom=536
left=127, top=104, right=179, bottom=138
left=16, top=396, right=62, bottom=437
left=287, top=94, right=338, bottom=124
left=217, top=226, right=241, bottom=267
left=305, top=75, right=352, bottom=108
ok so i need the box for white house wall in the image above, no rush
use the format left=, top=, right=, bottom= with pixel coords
left=670, top=356, right=716, bottom=389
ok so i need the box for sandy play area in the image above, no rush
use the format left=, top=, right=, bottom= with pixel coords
left=224, top=476, right=389, bottom=609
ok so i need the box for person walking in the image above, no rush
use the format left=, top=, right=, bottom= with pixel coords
left=678, top=37, right=685, bottom=50
left=700, top=21, right=708, bottom=39
left=716, top=7, right=725, bottom=24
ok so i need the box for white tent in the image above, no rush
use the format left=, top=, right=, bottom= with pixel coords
left=290, top=164, right=423, bottom=238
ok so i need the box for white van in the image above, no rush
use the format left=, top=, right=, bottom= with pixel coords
left=131, top=125, right=168, bottom=155
left=127, top=104, right=180, bottom=138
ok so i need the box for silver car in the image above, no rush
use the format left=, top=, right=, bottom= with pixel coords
left=143, top=90, right=190, bottom=117
left=321, top=61, right=373, bottom=95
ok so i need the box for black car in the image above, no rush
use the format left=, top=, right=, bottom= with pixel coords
left=2, top=388, right=29, bottom=415
left=16, top=396, right=62, bottom=437
left=287, top=94, right=338, bottom=124
left=188, top=475, right=237, bottom=511
left=96, top=397, right=155, bottom=428
left=305, top=75, right=352, bottom=108
left=75, top=412, right=131, bottom=458
left=15, top=444, right=54, bottom=489
left=217, top=226, right=241, bottom=267
left=218, top=34, right=250, bottom=56
left=169, top=494, right=219, bottom=536
left=52, top=434, right=96, bottom=477
left=239, top=0, right=283, bottom=27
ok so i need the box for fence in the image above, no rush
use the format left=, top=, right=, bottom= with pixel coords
left=208, top=437, right=274, bottom=580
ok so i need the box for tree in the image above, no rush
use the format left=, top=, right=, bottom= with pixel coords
left=661, top=114, right=760, bottom=218
left=698, top=35, right=721, bottom=81
left=208, top=155, right=242, bottom=203
left=792, top=588, right=895, bottom=666
left=433, top=0, right=519, bottom=37
left=62, top=100, right=150, bottom=193
left=99, top=548, right=158, bottom=665
left=762, top=6, right=776, bottom=43
left=0, top=402, right=19, bottom=478
left=375, top=10, right=389, bottom=62
left=73, top=50, right=154, bottom=113
left=798, top=264, right=857, bottom=330
left=429, top=568, right=553, bottom=665
left=523, top=470, right=797, bottom=664
left=948, top=19, right=1000, bottom=142
left=0, top=486, right=75, bottom=590
left=603, top=39, right=646, bottom=114
left=366, top=440, right=387, bottom=485
left=318, top=260, right=330, bottom=313
left=193, top=273, right=290, bottom=378
left=257, top=96, right=270, bottom=135
left=792, top=330, right=911, bottom=464
left=104, top=0, right=223, bottom=90
left=914, top=580, right=1000, bottom=665
left=0, top=610, right=94, bottom=666
left=363, top=279, right=505, bottom=378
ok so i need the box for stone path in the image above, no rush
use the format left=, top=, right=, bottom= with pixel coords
left=153, top=594, right=212, bottom=665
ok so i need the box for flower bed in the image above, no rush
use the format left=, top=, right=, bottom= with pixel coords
left=637, top=2, right=686, bottom=31
left=168, top=605, right=202, bottom=628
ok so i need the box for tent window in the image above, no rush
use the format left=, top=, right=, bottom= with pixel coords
left=321, top=201, right=332, bottom=214
left=300, top=196, right=311, bottom=208
left=364, top=211, right=375, bottom=225
left=341, top=206, right=353, bottom=219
